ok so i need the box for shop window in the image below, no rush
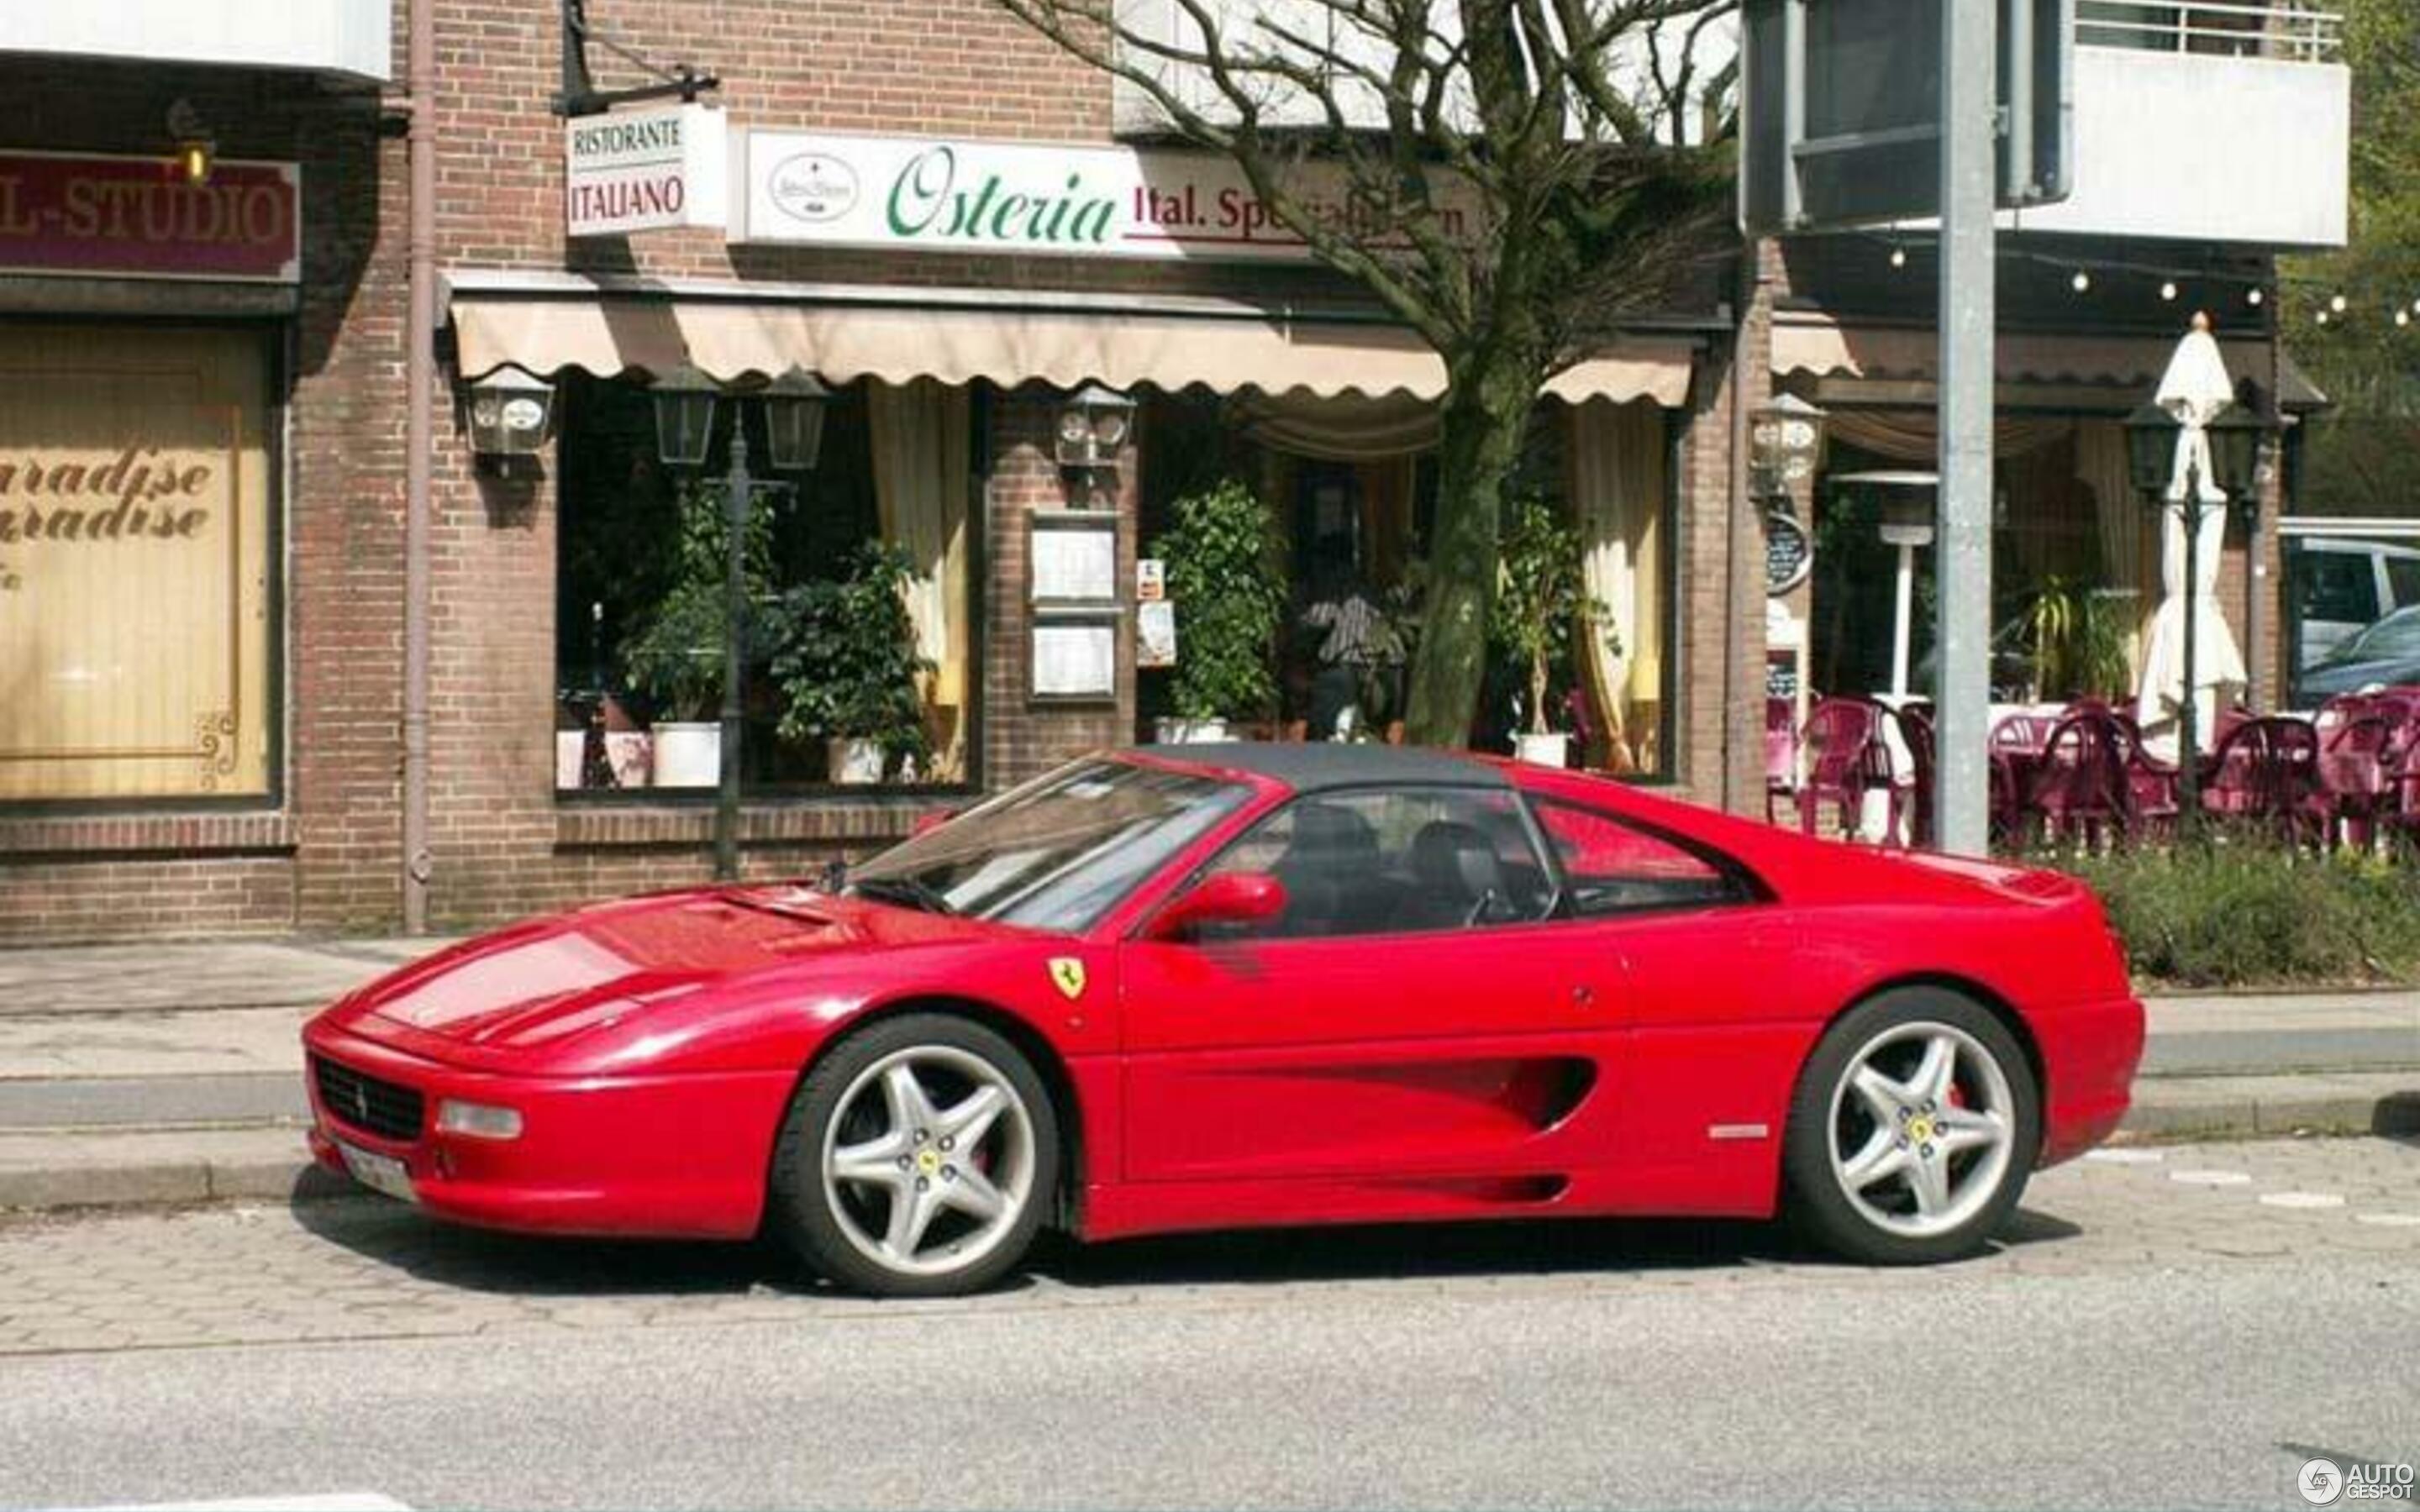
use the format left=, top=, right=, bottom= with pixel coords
left=555, top=375, right=977, bottom=795
left=1134, top=390, right=1675, bottom=779
left=0, top=325, right=276, bottom=803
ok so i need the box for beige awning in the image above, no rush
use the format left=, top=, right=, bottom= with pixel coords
left=1773, top=318, right=2325, bottom=407
left=450, top=291, right=1696, bottom=407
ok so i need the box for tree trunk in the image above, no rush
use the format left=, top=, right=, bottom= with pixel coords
left=1403, top=345, right=1547, bottom=747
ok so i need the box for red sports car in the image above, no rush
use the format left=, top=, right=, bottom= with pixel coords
left=303, top=745, right=2143, bottom=1295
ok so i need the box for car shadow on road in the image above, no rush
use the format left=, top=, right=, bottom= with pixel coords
left=287, top=1179, right=2086, bottom=1302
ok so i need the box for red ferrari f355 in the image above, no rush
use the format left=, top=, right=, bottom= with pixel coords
left=304, top=745, right=2143, bottom=1295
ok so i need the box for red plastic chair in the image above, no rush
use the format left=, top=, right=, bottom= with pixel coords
left=2314, top=696, right=2402, bottom=850
left=1886, top=702, right=1936, bottom=849
left=1765, top=696, right=1798, bottom=824
left=1796, top=697, right=1893, bottom=841
left=2200, top=717, right=2327, bottom=847
left=2028, top=709, right=2135, bottom=849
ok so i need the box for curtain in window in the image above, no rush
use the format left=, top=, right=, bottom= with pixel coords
left=1570, top=400, right=1666, bottom=774
left=2077, top=420, right=2153, bottom=678
left=869, top=379, right=972, bottom=781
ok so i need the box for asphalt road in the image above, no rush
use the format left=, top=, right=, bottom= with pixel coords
left=2, top=1138, right=2416, bottom=1511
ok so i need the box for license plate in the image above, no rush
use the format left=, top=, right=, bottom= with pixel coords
left=334, top=1137, right=417, bottom=1204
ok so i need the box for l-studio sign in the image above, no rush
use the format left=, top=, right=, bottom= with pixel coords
left=566, top=103, right=729, bottom=237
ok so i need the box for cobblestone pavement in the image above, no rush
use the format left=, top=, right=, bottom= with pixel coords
left=0, top=1136, right=2410, bottom=1359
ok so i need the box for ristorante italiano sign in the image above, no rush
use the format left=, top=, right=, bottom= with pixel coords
left=566, top=103, right=729, bottom=236
left=734, top=129, right=1471, bottom=261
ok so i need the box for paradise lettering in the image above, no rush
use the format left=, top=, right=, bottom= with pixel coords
left=885, top=144, right=1115, bottom=247
left=0, top=448, right=213, bottom=544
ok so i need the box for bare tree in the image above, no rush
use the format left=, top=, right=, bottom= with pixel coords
left=993, top=0, right=1738, bottom=744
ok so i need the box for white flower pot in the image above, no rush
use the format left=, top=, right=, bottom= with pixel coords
left=1154, top=717, right=1231, bottom=743
left=650, top=722, right=721, bottom=787
left=558, top=730, right=655, bottom=789
left=1512, top=731, right=1570, bottom=768
left=828, top=738, right=887, bottom=785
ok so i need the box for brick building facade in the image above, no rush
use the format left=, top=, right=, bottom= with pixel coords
left=0, top=2, right=2292, bottom=945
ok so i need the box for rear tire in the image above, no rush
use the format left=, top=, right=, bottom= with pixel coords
left=1783, top=987, right=2039, bottom=1264
left=769, top=1014, right=1059, bottom=1297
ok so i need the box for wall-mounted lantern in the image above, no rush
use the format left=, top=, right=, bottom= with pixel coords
left=1749, top=392, right=1828, bottom=500
left=1055, top=384, right=1134, bottom=508
left=464, top=366, right=558, bottom=460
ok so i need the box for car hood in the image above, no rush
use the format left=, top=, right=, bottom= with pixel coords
left=329, top=885, right=1011, bottom=1055
left=2298, top=654, right=2415, bottom=700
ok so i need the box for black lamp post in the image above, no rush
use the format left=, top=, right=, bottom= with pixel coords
left=2124, top=395, right=2260, bottom=830
left=649, top=364, right=829, bottom=880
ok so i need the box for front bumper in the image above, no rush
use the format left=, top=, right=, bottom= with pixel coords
left=302, top=1023, right=796, bottom=1240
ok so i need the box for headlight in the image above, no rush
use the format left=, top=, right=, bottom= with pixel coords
left=435, top=1099, right=523, bottom=1141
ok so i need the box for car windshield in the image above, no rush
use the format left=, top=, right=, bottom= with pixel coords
left=2324, top=607, right=2420, bottom=665
left=844, top=757, right=1250, bottom=932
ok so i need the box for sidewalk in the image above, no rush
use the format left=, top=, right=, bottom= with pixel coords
left=0, top=937, right=2414, bottom=1214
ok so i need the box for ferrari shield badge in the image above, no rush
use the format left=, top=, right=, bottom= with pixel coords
left=1047, top=957, right=1087, bottom=1000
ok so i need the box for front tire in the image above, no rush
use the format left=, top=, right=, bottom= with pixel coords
left=769, top=1014, right=1059, bottom=1297
left=1782, top=988, right=2040, bottom=1264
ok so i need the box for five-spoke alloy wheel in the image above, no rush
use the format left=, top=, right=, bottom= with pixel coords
left=1783, top=988, right=2040, bottom=1264
left=771, top=1014, right=1058, bottom=1297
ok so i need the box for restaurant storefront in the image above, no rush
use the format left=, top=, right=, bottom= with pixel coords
left=0, top=2, right=1749, bottom=942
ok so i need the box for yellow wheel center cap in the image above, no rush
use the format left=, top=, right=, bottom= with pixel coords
left=916, top=1148, right=942, bottom=1176
left=1907, top=1116, right=1936, bottom=1144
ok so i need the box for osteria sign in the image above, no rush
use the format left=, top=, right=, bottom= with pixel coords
left=733, top=129, right=1470, bottom=262
left=566, top=103, right=729, bottom=236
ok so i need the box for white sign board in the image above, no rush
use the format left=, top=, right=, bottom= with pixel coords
left=1031, top=522, right=1118, bottom=603
left=566, top=103, right=729, bottom=237
left=1033, top=621, right=1118, bottom=698
left=734, top=129, right=1474, bottom=262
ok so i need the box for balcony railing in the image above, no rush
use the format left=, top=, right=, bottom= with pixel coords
left=2078, top=1, right=2341, bottom=63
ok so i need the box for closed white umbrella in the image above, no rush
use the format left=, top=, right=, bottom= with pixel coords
left=2136, top=315, right=2248, bottom=752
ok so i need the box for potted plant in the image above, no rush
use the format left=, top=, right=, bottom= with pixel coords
left=620, top=483, right=771, bottom=788
left=771, top=542, right=934, bottom=785
left=1151, top=478, right=1286, bottom=742
left=2022, top=574, right=2131, bottom=702
left=621, top=579, right=730, bottom=785
left=1491, top=497, right=1612, bottom=768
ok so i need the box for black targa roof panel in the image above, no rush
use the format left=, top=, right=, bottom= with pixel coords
left=1139, top=743, right=1511, bottom=793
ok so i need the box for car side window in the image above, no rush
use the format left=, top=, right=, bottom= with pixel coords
left=1528, top=799, right=1748, bottom=917
left=1202, top=786, right=1554, bottom=939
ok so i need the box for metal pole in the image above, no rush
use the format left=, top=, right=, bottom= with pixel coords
left=2179, top=476, right=2202, bottom=828
left=1891, top=542, right=1916, bottom=698
left=1933, top=0, right=1998, bottom=855
left=401, top=0, right=435, bottom=932
left=715, top=419, right=750, bottom=881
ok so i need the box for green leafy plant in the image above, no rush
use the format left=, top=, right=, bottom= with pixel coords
left=2051, top=842, right=2420, bottom=989
left=769, top=541, right=934, bottom=766
left=621, top=480, right=775, bottom=722
left=1490, top=497, right=1612, bottom=736
left=1152, top=479, right=1287, bottom=725
left=2023, top=574, right=2131, bottom=702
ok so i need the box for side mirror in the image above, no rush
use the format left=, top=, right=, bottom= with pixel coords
left=1147, top=870, right=1288, bottom=942
left=910, top=806, right=958, bottom=838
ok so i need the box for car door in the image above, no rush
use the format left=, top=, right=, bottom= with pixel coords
left=1518, top=796, right=1804, bottom=1207
left=1116, top=784, right=1618, bottom=1186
